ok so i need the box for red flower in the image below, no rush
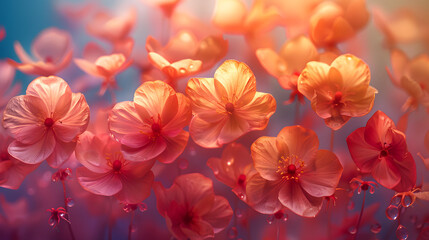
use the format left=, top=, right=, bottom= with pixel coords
left=346, top=110, right=416, bottom=192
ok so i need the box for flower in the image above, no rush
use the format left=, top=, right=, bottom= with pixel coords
left=207, top=142, right=256, bottom=201
left=153, top=173, right=233, bottom=239
left=147, top=52, right=202, bottom=81
left=346, top=110, right=416, bottom=192
left=386, top=49, right=429, bottom=111
left=109, top=80, right=191, bottom=163
left=297, top=54, right=377, bottom=130
left=0, top=61, right=20, bottom=110
left=8, top=28, right=73, bottom=76
left=186, top=59, right=276, bottom=148
left=0, top=26, right=5, bottom=42
left=47, top=207, right=70, bottom=228
left=75, top=131, right=154, bottom=204
left=74, top=53, right=132, bottom=96
left=246, top=125, right=343, bottom=217
left=2, top=76, right=90, bottom=168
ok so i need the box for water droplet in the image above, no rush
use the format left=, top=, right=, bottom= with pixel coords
left=49, top=218, right=56, bottom=227
left=189, top=64, right=194, bottom=69
left=370, top=187, right=375, bottom=194
left=60, top=212, right=69, bottom=220
left=179, top=68, right=186, bottom=74
left=189, top=146, right=197, bottom=156
left=391, top=195, right=401, bottom=206
left=386, top=205, right=399, bottom=220
left=238, top=193, right=245, bottom=200
left=266, top=215, right=274, bottom=224
left=213, top=167, right=219, bottom=175
left=66, top=198, right=74, bottom=207
left=282, top=214, right=288, bottom=222
left=228, top=227, right=237, bottom=239
left=235, top=209, right=243, bottom=218
left=402, top=195, right=412, bottom=207
left=396, top=225, right=408, bottom=240
left=227, top=159, right=234, bottom=166
left=65, top=168, right=72, bottom=176
left=347, top=201, right=355, bottom=211
left=371, top=223, right=382, bottom=234
left=123, top=205, right=132, bottom=213
left=178, top=158, right=189, bottom=170
left=139, top=203, right=148, bottom=212
left=348, top=226, right=357, bottom=235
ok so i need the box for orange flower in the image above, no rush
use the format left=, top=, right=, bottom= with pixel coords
left=387, top=49, right=429, bottom=111
left=297, top=54, right=377, bottom=130
left=186, top=60, right=276, bottom=148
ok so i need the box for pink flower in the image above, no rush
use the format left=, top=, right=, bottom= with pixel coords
left=346, top=110, right=416, bottom=192
left=153, top=173, right=233, bottom=239
left=8, top=28, right=73, bottom=76
left=75, top=131, right=154, bottom=204
left=246, top=126, right=343, bottom=217
left=0, top=126, right=39, bottom=189
left=109, top=80, right=191, bottom=163
left=207, top=142, right=256, bottom=201
left=186, top=60, right=276, bottom=148
left=0, top=61, right=21, bottom=110
left=2, top=76, right=90, bottom=168
left=147, top=52, right=202, bottom=81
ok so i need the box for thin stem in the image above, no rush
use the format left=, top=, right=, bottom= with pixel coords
left=294, top=101, right=300, bottom=125
left=330, top=129, right=335, bottom=152
left=108, top=197, right=114, bottom=240
left=128, top=211, right=135, bottom=240
left=354, top=190, right=366, bottom=239
left=61, top=180, right=76, bottom=240
left=276, top=220, right=280, bottom=240
left=108, top=87, right=117, bottom=105
left=327, top=206, right=332, bottom=239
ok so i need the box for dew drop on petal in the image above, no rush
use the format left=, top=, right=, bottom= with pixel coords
left=228, top=227, right=238, bottom=239
left=402, top=195, right=412, bottom=207
left=238, top=192, right=245, bottom=200
left=348, top=226, right=357, bottom=235
left=49, top=218, right=56, bottom=227
left=282, top=214, right=288, bottom=222
left=396, top=225, right=408, bottom=240
left=347, top=201, right=355, bottom=211
left=179, top=68, right=186, bottom=74
left=139, top=203, right=148, bottom=212
left=266, top=215, right=274, bottom=224
left=66, top=198, right=75, bottom=208
left=178, top=158, right=189, bottom=170
left=386, top=205, right=399, bottom=220
left=189, top=64, right=194, bottom=69
left=391, top=195, right=401, bottom=206
left=370, top=223, right=382, bottom=234
left=123, top=205, right=132, bottom=213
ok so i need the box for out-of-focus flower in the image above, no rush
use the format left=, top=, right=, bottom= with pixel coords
left=74, top=53, right=132, bottom=96
left=0, top=26, right=5, bottom=42
left=8, top=28, right=73, bottom=76
left=76, top=131, right=154, bottom=204
left=0, top=125, right=39, bottom=189
left=47, top=207, right=69, bottom=228
left=57, top=2, right=94, bottom=23
left=144, top=0, right=183, bottom=18
left=0, top=61, right=20, bottom=110
left=309, top=0, right=369, bottom=48
left=256, top=36, right=320, bottom=104
left=207, top=142, right=256, bottom=201
left=417, top=130, right=429, bottom=170
left=147, top=52, right=202, bottom=81
left=298, top=54, right=377, bottom=130
left=186, top=60, right=276, bottom=148
left=373, top=7, right=421, bottom=48
left=153, top=173, right=233, bottom=239
left=246, top=126, right=343, bottom=217
left=109, top=80, right=191, bottom=163
left=86, top=9, right=136, bottom=44
left=387, top=48, right=429, bottom=111
left=346, top=111, right=416, bottom=192
left=2, top=76, right=90, bottom=168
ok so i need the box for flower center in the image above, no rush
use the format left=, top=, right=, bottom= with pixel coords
left=225, top=102, right=235, bottom=114
left=112, top=160, right=122, bottom=173
left=44, top=118, right=55, bottom=128
left=183, top=210, right=195, bottom=226
left=237, top=174, right=246, bottom=186
left=380, top=149, right=388, bottom=157
left=332, top=91, right=342, bottom=107
left=277, top=154, right=305, bottom=181
left=151, top=123, right=162, bottom=136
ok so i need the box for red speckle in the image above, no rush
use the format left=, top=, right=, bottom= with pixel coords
left=44, top=118, right=55, bottom=128
left=112, top=160, right=122, bottom=172
left=287, top=164, right=297, bottom=175
left=380, top=149, right=388, bottom=157
left=237, top=174, right=246, bottom=186
left=152, top=123, right=161, bottom=134
left=225, top=102, right=234, bottom=114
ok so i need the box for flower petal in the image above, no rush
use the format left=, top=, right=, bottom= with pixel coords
left=277, top=126, right=319, bottom=162
left=75, top=132, right=111, bottom=173
left=77, top=167, right=122, bottom=196
left=46, top=140, right=76, bottom=168
left=189, top=116, right=227, bottom=148
left=300, top=149, right=343, bottom=197
left=162, top=93, right=192, bottom=137
left=372, top=157, right=401, bottom=189
left=8, top=131, right=55, bottom=164
left=346, top=127, right=380, bottom=173
left=363, top=110, right=395, bottom=149
left=251, top=136, right=280, bottom=181
left=116, top=170, right=154, bottom=204
left=297, top=61, right=331, bottom=100
left=236, top=92, right=276, bottom=129
left=31, top=28, right=71, bottom=63
left=121, top=135, right=167, bottom=162
left=109, top=101, right=148, bottom=142
left=332, top=54, right=370, bottom=93
left=246, top=173, right=283, bottom=214
left=202, top=196, right=233, bottom=233
left=278, top=181, right=323, bottom=217
left=156, top=130, right=189, bottom=164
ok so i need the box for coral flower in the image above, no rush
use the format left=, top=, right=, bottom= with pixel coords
left=74, top=53, right=132, bottom=96
left=186, top=60, right=276, bottom=148
left=2, top=76, right=90, bottom=168
left=0, top=126, right=39, bottom=189
left=346, top=110, right=416, bottom=192
left=207, top=142, right=256, bottom=201
left=309, top=0, right=369, bottom=47
left=8, top=28, right=73, bottom=76
left=75, top=132, right=154, bottom=204
left=153, top=173, right=233, bottom=239
left=145, top=0, right=182, bottom=18
left=246, top=126, right=343, bottom=217
left=109, top=80, right=191, bottom=163
left=298, top=54, right=377, bottom=130
left=148, top=52, right=202, bottom=80
left=0, top=61, right=21, bottom=110
left=387, top=49, right=429, bottom=111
